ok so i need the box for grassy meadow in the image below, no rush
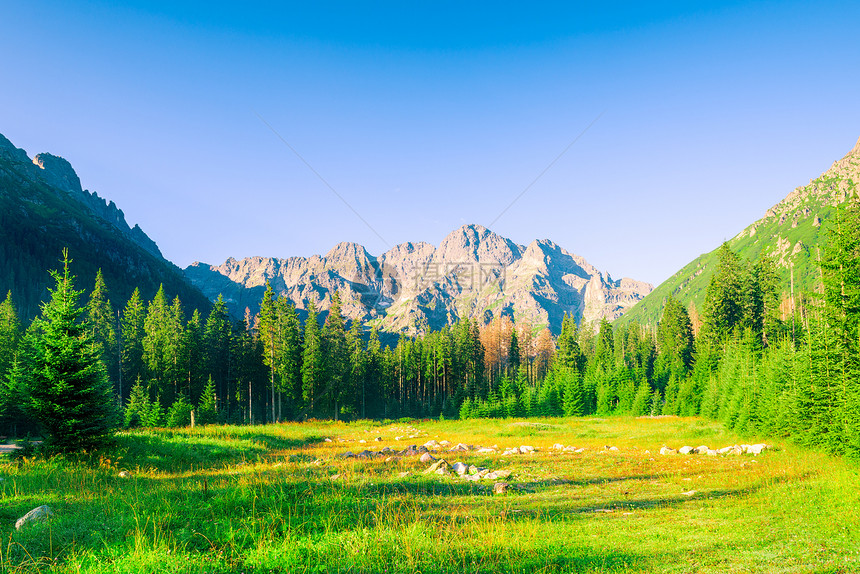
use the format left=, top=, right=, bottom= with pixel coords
left=0, top=417, right=857, bottom=573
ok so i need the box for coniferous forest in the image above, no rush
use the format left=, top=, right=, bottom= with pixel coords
left=1, top=200, right=859, bottom=457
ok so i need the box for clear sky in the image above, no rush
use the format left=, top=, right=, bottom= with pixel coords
left=2, top=1, right=859, bottom=286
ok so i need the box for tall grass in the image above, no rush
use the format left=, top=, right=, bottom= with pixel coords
left=0, top=417, right=856, bottom=572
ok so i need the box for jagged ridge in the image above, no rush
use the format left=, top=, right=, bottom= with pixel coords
left=186, top=224, right=653, bottom=334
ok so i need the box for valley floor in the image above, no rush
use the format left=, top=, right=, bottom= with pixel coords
left=0, top=417, right=856, bottom=573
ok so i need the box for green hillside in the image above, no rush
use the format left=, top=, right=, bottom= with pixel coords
left=618, top=137, right=860, bottom=328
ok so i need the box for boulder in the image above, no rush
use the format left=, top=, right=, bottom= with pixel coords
left=659, top=446, right=677, bottom=455
left=493, top=483, right=509, bottom=495
left=553, top=443, right=565, bottom=451
left=706, top=449, right=718, bottom=456
left=452, top=462, right=469, bottom=476
left=118, top=470, right=131, bottom=478
left=439, top=440, right=451, bottom=447
left=748, top=443, right=769, bottom=455
left=424, top=460, right=450, bottom=474
left=693, top=446, right=710, bottom=454
left=419, top=452, right=436, bottom=463
left=519, top=445, right=535, bottom=453
left=678, top=446, right=695, bottom=455
left=16, top=505, right=54, bottom=530
left=476, top=447, right=496, bottom=453
left=424, top=440, right=439, bottom=449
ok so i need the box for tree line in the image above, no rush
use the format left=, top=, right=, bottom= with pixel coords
left=1, top=197, right=858, bottom=458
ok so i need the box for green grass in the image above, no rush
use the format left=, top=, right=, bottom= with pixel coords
left=0, top=417, right=858, bottom=572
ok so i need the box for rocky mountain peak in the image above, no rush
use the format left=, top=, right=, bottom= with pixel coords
left=0, top=134, right=30, bottom=165
left=435, top=223, right=523, bottom=265
left=186, top=224, right=652, bottom=334
left=32, top=153, right=82, bottom=195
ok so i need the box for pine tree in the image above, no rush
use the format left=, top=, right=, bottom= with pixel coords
left=120, top=288, right=146, bottom=403
left=258, top=282, right=280, bottom=423
left=0, top=291, right=20, bottom=379
left=197, top=375, right=218, bottom=425
left=87, top=269, right=118, bottom=389
left=301, top=301, right=323, bottom=418
left=14, top=251, right=118, bottom=452
left=204, top=295, right=232, bottom=416
left=323, top=291, right=349, bottom=420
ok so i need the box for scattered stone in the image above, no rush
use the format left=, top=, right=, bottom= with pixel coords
left=681, top=490, right=697, bottom=497
left=417, top=446, right=429, bottom=454
left=659, top=446, right=677, bottom=455
left=118, top=470, right=131, bottom=478
left=476, top=447, right=496, bottom=453
left=493, top=482, right=509, bottom=495
left=604, top=445, right=619, bottom=451
left=452, top=462, right=469, bottom=476
left=356, top=450, right=375, bottom=459
left=339, top=451, right=355, bottom=459
left=451, top=443, right=471, bottom=452
left=398, top=471, right=410, bottom=478
left=439, top=440, right=451, bottom=447
left=374, top=437, right=382, bottom=442
left=678, top=446, right=695, bottom=455
left=324, top=438, right=333, bottom=443
left=563, top=446, right=578, bottom=453
left=574, top=448, right=585, bottom=454
left=359, top=439, right=367, bottom=444
left=419, top=452, right=436, bottom=463
left=593, top=508, right=613, bottom=513
left=706, top=449, right=718, bottom=456
left=693, top=446, right=710, bottom=454
left=424, top=460, right=450, bottom=475
left=553, top=443, right=565, bottom=451
left=16, top=505, right=53, bottom=530
left=424, top=440, right=439, bottom=449
left=747, top=443, right=769, bottom=455
left=329, top=474, right=341, bottom=481
left=519, top=445, right=535, bottom=453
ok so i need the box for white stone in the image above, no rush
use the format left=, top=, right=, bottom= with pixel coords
left=748, top=443, right=769, bottom=455
left=678, top=446, right=695, bottom=455
left=519, top=445, right=535, bottom=453
left=419, top=453, right=436, bottom=463
left=452, top=462, right=469, bottom=476
left=659, top=446, right=677, bottom=455
left=16, top=505, right=53, bottom=530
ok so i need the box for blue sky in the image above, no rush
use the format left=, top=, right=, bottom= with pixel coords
left=2, top=1, right=859, bottom=286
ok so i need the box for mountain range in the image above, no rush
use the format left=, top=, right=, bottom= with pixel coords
left=185, top=225, right=653, bottom=334
left=619, top=135, right=860, bottom=327
left=0, top=133, right=210, bottom=319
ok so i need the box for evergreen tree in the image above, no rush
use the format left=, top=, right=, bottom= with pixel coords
left=301, top=301, right=323, bottom=418
left=258, top=282, right=280, bottom=423
left=86, top=269, right=118, bottom=388
left=197, top=375, right=218, bottom=425
left=323, top=291, right=349, bottom=420
left=204, top=295, right=232, bottom=416
left=14, top=251, right=118, bottom=452
left=0, top=291, right=20, bottom=379
left=120, top=288, right=146, bottom=403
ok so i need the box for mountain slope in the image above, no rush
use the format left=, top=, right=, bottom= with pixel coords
left=618, top=135, right=860, bottom=328
left=0, top=133, right=210, bottom=319
left=186, top=224, right=652, bottom=334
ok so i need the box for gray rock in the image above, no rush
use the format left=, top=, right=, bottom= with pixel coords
left=693, top=445, right=710, bottom=454
left=519, top=445, right=535, bottom=453
left=659, top=446, right=677, bottom=455
left=493, top=482, right=509, bottom=495
left=678, top=446, right=694, bottom=455
left=118, top=470, right=131, bottom=478
left=15, top=505, right=53, bottom=530
left=419, top=452, right=436, bottom=463
left=452, top=462, right=469, bottom=476
left=748, top=443, right=769, bottom=455
left=424, top=460, right=450, bottom=474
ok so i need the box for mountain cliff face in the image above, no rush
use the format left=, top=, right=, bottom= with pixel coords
left=619, top=135, right=860, bottom=327
left=186, top=224, right=653, bottom=334
left=0, top=132, right=210, bottom=318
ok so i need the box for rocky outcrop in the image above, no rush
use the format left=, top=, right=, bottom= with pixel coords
left=186, top=224, right=653, bottom=333
left=0, top=135, right=164, bottom=259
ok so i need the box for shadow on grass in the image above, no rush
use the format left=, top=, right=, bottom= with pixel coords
left=114, top=431, right=323, bottom=472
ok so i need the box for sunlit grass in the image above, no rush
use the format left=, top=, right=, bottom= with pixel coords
left=0, top=417, right=857, bottom=572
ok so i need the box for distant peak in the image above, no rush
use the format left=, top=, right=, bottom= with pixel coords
left=852, top=135, right=860, bottom=156
left=32, top=152, right=82, bottom=195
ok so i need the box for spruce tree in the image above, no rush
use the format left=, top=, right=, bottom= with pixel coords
left=301, top=301, right=323, bottom=418
left=87, top=269, right=118, bottom=388
left=15, top=251, right=118, bottom=452
left=323, top=291, right=349, bottom=420
left=120, top=288, right=146, bottom=403
left=197, top=375, right=218, bottom=425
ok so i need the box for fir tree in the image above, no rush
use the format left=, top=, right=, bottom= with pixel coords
left=197, top=375, right=218, bottom=425
left=14, top=251, right=118, bottom=452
